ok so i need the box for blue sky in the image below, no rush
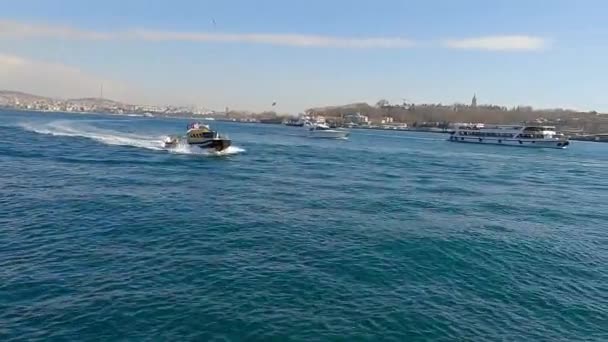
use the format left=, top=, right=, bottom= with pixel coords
left=0, top=0, right=607, bottom=112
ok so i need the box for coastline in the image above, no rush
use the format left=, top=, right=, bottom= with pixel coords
left=4, top=107, right=608, bottom=143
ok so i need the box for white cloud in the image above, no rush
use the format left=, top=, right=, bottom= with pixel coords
left=0, top=53, right=140, bottom=101
left=0, top=20, right=111, bottom=40
left=129, top=29, right=414, bottom=48
left=0, top=20, right=553, bottom=51
left=0, top=19, right=414, bottom=49
left=443, top=35, right=548, bottom=51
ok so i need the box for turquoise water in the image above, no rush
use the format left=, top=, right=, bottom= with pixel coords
left=1, top=110, right=607, bottom=341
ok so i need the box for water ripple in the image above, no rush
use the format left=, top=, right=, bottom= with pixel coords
left=1, top=111, right=607, bottom=341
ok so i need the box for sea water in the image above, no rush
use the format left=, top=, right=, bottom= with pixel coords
left=1, top=110, right=606, bottom=340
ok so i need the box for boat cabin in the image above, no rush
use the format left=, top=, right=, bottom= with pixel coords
left=186, top=122, right=219, bottom=142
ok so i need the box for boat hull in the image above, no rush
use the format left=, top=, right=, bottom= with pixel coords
left=308, top=129, right=350, bottom=139
left=190, top=138, right=231, bottom=151
left=164, top=138, right=232, bottom=151
left=448, top=135, right=569, bottom=148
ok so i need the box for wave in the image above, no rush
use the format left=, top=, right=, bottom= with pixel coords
left=18, top=120, right=245, bottom=156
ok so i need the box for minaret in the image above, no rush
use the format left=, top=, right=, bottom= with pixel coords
left=471, top=93, right=477, bottom=108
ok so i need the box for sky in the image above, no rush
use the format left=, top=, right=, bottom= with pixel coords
left=0, top=0, right=607, bottom=112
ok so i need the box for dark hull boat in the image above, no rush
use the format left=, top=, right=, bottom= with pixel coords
left=164, top=122, right=231, bottom=151
left=189, top=138, right=231, bottom=151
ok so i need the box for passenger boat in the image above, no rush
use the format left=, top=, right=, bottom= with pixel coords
left=306, top=122, right=349, bottom=139
left=284, top=118, right=305, bottom=127
left=164, top=122, right=231, bottom=151
left=448, top=124, right=569, bottom=148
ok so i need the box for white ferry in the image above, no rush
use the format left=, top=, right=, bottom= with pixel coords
left=448, top=124, right=569, bottom=148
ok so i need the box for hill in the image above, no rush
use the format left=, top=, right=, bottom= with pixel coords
left=306, top=102, right=608, bottom=134
left=67, top=97, right=131, bottom=108
left=0, top=90, right=52, bottom=105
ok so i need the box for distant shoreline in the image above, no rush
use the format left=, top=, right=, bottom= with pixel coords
left=3, top=107, right=607, bottom=143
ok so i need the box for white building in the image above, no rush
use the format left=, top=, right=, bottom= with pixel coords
left=381, top=117, right=394, bottom=124
left=344, top=112, right=369, bottom=124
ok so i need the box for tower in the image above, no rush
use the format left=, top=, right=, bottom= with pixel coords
left=471, top=93, right=477, bottom=107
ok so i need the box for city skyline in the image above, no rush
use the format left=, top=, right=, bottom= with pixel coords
left=1, top=0, right=607, bottom=112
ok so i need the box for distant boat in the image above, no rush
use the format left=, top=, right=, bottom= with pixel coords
left=284, top=118, right=304, bottom=127
left=306, top=122, right=349, bottom=139
left=259, top=118, right=283, bottom=124
left=448, top=124, right=569, bottom=148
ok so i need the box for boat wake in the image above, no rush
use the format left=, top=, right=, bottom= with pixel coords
left=19, top=120, right=245, bottom=156
left=165, top=138, right=245, bottom=156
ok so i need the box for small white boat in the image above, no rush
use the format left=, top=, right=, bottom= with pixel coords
left=306, top=123, right=349, bottom=139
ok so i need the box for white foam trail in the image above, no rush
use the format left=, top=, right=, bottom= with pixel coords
left=19, top=120, right=165, bottom=150
left=167, top=141, right=245, bottom=156
left=19, top=120, right=245, bottom=156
